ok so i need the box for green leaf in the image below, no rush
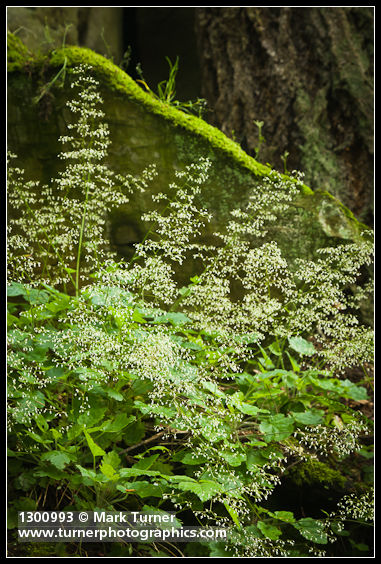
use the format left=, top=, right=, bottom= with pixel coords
left=257, top=521, right=282, bottom=540
left=281, top=370, right=300, bottom=388
left=45, top=366, right=65, bottom=382
left=25, top=431, right=52, bottom=445
left=116, top=481, right=164, bottom=498
left=133, top=454, right=160, bottom=471
left=235, top=402, right=263, bottom=416
left=230, top=392, right=269, bottom=416
left=34, top=467, right=67, bottom=480
left=246, top=449, right=269, bottom=469
left=51, top=428, right=62, bottom=442
left=153, top=312, right=191, bottom=326
left=84, top=430, right=106, bottom=457
left=223, top=501, right=241, bottom=529
left=286, top=351, right=300, bottom=372
left=40, top=450, right=71, bottom=470
left=102, top=451, right=121, bottom=469
left=123, top=420, right=146, bottom=446
left=118, top=468, right=162, bottom=478
left=291, top=410, right=324, bottom=426
left=220, top=450, right=246, bottom=467
left=178, top=286, right=191, bottom=297
left=272, top=511, right=296, bottom=523
left=75, top=465, right=98, bottom=482
left=307, top=375, right=369, bottom=401
left=293, top=518, right=328, bottom=544
left=44, top=294, right=70, bottom=313
left=77, top=406, right=107, bottom=428
left=307, top=375, right=339, bottom=392
left=132, top=308, right=146, bottom=324
left=268, top=340, right=283, bottom=356
left=101, top=414, right=135, bottom=434
left=24, top=288, right=50, bottom=304
left=141, top=505, right=183, bottom=529
left=258, top=345, right=275, bottom=369
left=340, top=380, right=368, bottom=401
left=134, top=400, right=176, bottom=418
left=7, top=282, right=27, bottom=297
left=7, top=312, right=19, bottom=327
left=232, top=332, right=260, bottom=345
left=202, top=380, right=225, bottom=397
left=175, top=479, right=222, bottom=502
left=15, top=472, right=36, bottom=492
left=183, top=340, right=203, bottom=351
left=259, top=414, right=294, bottom=442
left=288, top=336, right=316, bottom=356
left=105, top=388, right=124, bottom=401
left=34, top=413, right=49, bottom=433
left=179, top=452, right=208, bottom=465
left=99, top=461, right=119, bottom=480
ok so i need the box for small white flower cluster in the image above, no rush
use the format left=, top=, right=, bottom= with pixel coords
left=156, top=166, right=373, bottom=376
left=330, top=488, right=374, bottom=523
left=294, top=419, right=370, bottom=458
left=228, top=528, right=296, bottom=558
left=7, top=65, right=156, bottom=293
left=7, top=156, right=43, bottom=286
left=123, top=158, right=213, bottom=305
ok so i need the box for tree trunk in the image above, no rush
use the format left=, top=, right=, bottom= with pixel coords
left=195, top=7, right=374, bottom=225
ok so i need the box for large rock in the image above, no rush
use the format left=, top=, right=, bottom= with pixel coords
left=7, top=33, right=371, bottom=273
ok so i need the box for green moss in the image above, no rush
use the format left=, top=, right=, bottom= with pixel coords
left=289, top=459, right=346, bottom=489
left=7, top=31, right=32, bottom=72
left=3, top=33, right=326, bottom=198
left=50, top=46, right=278, bottom=180
left=7, top=32, right=371, bottom=242
left=6, top=33, right=296, bottom=184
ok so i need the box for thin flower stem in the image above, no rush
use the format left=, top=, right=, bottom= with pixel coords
left=75, top=170, right=92, bottom=297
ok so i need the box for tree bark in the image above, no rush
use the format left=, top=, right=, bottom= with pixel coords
left=195, top=7, right=374, bottom=225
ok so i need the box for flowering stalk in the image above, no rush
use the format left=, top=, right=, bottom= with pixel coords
left=7, top=64, right=149, bottom=292
left=75, top=168, right=91, bottom=297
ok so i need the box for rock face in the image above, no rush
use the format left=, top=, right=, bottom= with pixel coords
left=7, top=33, right=370, bottom=276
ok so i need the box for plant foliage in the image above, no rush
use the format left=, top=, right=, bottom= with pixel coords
left=7, top=65, right=374, bottom=558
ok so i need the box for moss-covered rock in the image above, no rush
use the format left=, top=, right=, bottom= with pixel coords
left=7, top=33, right=371, bottom=265
left=7, top=31, right=35, bottom=72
